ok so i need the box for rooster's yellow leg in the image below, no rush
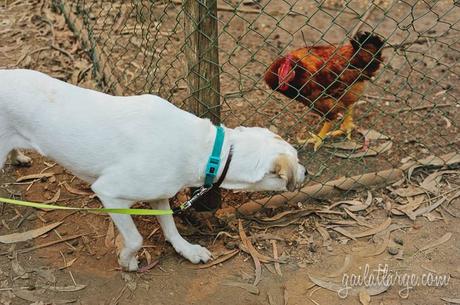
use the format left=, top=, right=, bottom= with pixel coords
left=327, top=107, right=356, bottom=140
left=306, top=121, right=332, bottom=151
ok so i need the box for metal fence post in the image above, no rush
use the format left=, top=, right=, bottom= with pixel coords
left=184, top=0, right=222, bottom=211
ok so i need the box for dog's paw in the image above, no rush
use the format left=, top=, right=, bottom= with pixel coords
left=174, top=242, right=212, bottom=264
left=12, top=152, right=32, bottom=167
left=118, top=254, right=139, bottom=272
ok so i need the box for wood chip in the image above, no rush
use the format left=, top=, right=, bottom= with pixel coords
left=359, top=290, right=371, bottom=305
left=0, top=222, right=63, bottom=244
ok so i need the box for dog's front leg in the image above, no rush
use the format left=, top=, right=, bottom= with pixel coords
left=97, top=195, right=143, bottom=271
left=154, top=199, right=212, bottom=264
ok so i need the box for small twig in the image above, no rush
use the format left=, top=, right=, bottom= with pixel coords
left=68, top=270, right=77, bottom=286
left=0, top=234, right=85, bottom=256
left=109, top=284, right=128, bottom=305
left=14, top=208, right=33, bottom=229
left=15, top=47, right=50, bottom=66
left=363, top=94, right=397, bottom=102
left=390, top=103, right=454, bottom=114
left=271, top=240, right=282, bottom=277
left=51, top=44, right=74, bottom=61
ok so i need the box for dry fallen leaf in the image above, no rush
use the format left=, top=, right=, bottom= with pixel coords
left=195, top=249, right=239, bottom=269
left=271, top=240, right=282, bottom=277
left=13, top=289, right=76, bottom=304
left=352, top=218, right=392, bottom=239
left=308, top=275, right=389, bottom=296
left=31, top=267, right=56, bottom=283
left=407, top=197, right=446, bottom=220
left=12, top=257, right=28, bottom=279
left=324, top=140, right=363, bottom=150
left=441, top=297, right=460, bottom=304
left=325, top=254, right=352, bottom=278
left=391, top=186, right=425, bottom=198
left=239, top=220, right=262, bottom=286
left=59, top=257, right=77, bottom=270
left=44, top=189, right=61, bottom=204
left=222, top=281, right=259, bottom=295
left=63, top=182, right=93, bottom=196
left=332, top=141, right=393, bottom=159
left=16, top=172, right=54, bottom=182
left=45, top=285, right=86, bottom=292
left=358, top=128, right=390, bottom=141
left=419, top=170, right=457, bottom=194
left=419, top=232, right=452, bottom=252
left=0, top=222, right=63, bottom=244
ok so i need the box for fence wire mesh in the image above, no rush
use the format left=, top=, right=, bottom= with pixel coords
left=55, top=0, right=459, bottom=215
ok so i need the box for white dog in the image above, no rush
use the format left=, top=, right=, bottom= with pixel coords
left=0, top=69, right=305, bottom=271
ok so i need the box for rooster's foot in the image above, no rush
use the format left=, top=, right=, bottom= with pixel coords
left=306, top=132, right=325, bottom=151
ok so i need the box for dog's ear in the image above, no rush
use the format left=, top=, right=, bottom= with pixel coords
left=274, top=154, right=296, bottom=192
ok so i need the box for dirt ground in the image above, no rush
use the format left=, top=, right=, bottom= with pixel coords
left=1, top=0, right=460, bottom=305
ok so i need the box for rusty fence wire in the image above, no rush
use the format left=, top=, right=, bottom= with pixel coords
left=54, top=0, right=460, bottom=215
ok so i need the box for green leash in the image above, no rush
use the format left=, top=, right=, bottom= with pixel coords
left=0, top=196, right=175, bottom=215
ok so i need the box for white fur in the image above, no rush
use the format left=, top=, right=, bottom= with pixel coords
left=0, top=69, right=305, bottom=271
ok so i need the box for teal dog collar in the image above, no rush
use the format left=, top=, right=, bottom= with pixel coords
left=204, top=126, right=225, bottom=187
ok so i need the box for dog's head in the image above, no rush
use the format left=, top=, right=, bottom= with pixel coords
left=221, top=126, right=306, bottom=192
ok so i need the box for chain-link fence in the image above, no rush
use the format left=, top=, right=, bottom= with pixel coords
left=54, top=0, right=459, bottom=216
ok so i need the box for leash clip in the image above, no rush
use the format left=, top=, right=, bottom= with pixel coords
left=173, top=185, right=213, bottom=214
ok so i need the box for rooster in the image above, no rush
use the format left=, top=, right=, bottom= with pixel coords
left=264, top=32, right=384, bottom=150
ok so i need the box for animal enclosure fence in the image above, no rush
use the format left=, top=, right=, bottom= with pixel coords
left=54, top=0, right=459, bottom=215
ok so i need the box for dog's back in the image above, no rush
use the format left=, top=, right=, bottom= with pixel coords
left=0, top=69, right=207, bottom=182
